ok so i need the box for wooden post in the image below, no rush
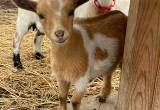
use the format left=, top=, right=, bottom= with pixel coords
left=117, top=0, right=160, bottom=110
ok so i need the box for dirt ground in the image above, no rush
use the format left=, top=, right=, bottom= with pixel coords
left=0, top=1, right=120, bottom=110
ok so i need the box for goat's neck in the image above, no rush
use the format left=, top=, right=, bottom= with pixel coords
left=51, top=29, right=88, bottom=82
left=51, top=29, right=86, bottom=60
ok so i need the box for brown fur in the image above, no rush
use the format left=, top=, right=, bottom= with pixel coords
left=51, top=11, right=126, bottom=110
left=74, top=10, right=127, bottom=66
left=95, top=47, right=108, bottom=61
left=58, top=80, right=70, bottom=110
left=98, top=73, right=112, bottom=103
left=45, top=9, right=126, bottom=110
left=12, top=0, right=37, bottom=11
left=71, top=91, right=85, bottom=110
left=51, top=29, right=89, bottom=83
left=75, top=10, right=127, bottom=40
left=51, top=10, right=127, bottom=82
left=73, top=0, right=89, bottom=8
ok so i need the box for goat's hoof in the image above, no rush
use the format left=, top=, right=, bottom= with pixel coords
left=14, top=60, right=23, bottom=70
left=96, top=95, right=106, bottom=103
left=15, top=63, right=23, bottom=70
left=13, top=54, right=23, bottom=70
left=35, top=52, right=44, bottom=60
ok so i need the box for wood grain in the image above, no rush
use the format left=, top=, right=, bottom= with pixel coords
left=117, top=0, right=160, bottom=110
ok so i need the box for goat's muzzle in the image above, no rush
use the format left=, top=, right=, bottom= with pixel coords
left=54, top=30, right=68, bottom=44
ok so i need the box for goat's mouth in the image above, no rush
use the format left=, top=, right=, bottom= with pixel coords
left=55, top=38, right=68, bottom=44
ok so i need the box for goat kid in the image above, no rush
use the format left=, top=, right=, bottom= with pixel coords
left=12, top=0, right=88, bottom=69
left=13, top=0, right=127, bottom=110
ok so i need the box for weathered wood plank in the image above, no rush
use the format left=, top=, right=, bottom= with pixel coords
left=152, top=72, right=160, bottom=110
left=117, top=0, right=160, bottom=110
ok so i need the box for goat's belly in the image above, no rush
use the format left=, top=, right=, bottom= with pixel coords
left=73, top=57, right=117, bottom=92
left=88, top=35, right=120, bottom=78
left=90, top=58, right=115, bottom=78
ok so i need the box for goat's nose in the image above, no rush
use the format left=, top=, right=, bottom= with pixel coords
left=55, top=30, right=64, bottom=38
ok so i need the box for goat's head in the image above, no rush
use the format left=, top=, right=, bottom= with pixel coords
left=12, top=0, right=88, bottom=44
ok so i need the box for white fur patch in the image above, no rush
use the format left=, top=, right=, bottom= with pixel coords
left=73, top=24, right=93, bottom=92
left=30, top=0, right=39, bottom=2
left=73, top=24, right=119, bottom=91
left=73, top=24, right=95, bottom=68
left=55, top=0, right=64, bottom=16
left=45, top=0, right=51, bottom=6
left=74, top=74, right=89, bottom=92
left=92, top=33, right=119, bottom=78
left=13, top=8, right=44, bottom=55
left=98, top=0, right=113, bottom=7
left=59, top=0, right=64, bottom=9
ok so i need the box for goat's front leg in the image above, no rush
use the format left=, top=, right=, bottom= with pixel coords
left=97, top=73, right=112, bottom=103
left=72, top=77, right=88, bottom=110
left=33, top=29, right=44, bottom=60
left=71, top=90, right=85, bottom=110
left=58, top=80, right=70, bottom=110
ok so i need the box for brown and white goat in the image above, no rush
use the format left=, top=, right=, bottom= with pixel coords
left=13, top=0, right=127, bottom=110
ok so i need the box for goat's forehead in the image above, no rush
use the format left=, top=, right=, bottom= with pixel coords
left=36, top=0, right=62, bottom=13
left=38, top=0, right=74, bottom=12
left=40, top=0, right=72, bottom=7
left=59, top=0, right=64, bottom=7
left=41, top=0, right=60, bottom=6
left=46, top=0, right=63, bottom=5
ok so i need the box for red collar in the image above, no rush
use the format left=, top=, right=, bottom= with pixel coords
left=94, top=0, right=116, bottom=13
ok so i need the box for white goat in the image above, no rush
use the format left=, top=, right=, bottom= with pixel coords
left=75, top=0, right=130, bottom=18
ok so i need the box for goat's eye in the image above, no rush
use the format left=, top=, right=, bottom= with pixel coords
left=38, top=14, right=45, bottom=19
left=68, top=11, right=74, bottom=16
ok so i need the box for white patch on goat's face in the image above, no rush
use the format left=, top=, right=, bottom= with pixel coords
left=45, top=0, right=51, bottom=6
left=54, top=0, right=64, bottom=16
left=30, top=0, right=39, bottom=2
left=55, top=11, right=61, bottom=16
left=59, top=0, right=64, bottom=9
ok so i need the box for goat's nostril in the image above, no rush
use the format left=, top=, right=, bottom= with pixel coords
left=55, top=30, right=64, bottom=38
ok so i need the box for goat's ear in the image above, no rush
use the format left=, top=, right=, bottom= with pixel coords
left=73, top=0, right=88, bottom=8
left=12, top=0, right=38, bottom=12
